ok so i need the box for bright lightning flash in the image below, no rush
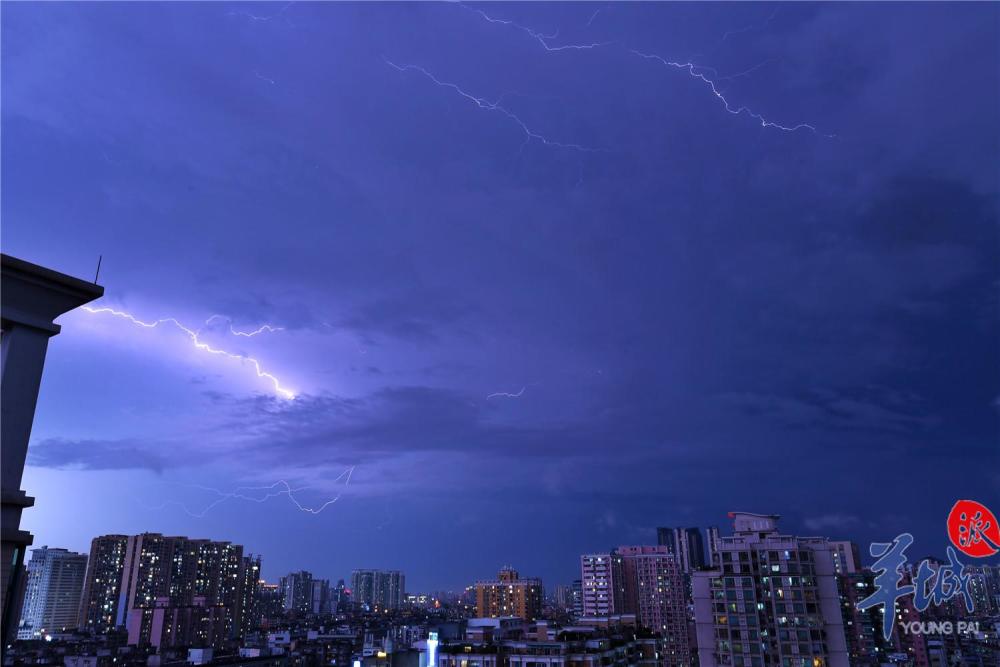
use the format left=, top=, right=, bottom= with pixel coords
left=461, top=4, right=614, bottom=52
left=384, top=58, right=603, bottom=153
left=459, top=3, right=829, bottom=137
left=631, top=49, right=831, bottom=136
left=81, top=306, right=296, bottom=399
left=146, top=468, right=355, bottom=518
left=487, top=386, right=527, bottom=399
left=204, top=314, right=285, bottom=337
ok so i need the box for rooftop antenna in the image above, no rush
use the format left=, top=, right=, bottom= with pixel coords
left=94, top=255, right=103, bottom=284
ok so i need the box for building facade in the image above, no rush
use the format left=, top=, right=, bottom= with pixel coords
left=126, top=596, right=232, bottom=650
left=239, top=555, right=261, bottom=632
left=280, top=570, right=314, bottom=614
left=1, top=254, right=103, bottom=643
left=692, top=513, right=849, bottom=667
left=656, top=528, right=709, bottom=573
left=77, top=533, right=254, bottom=644
left=78, top=534, right=129, bottom=634
left=17, top=547, right=88, bottom=639
left=836, top=571, right=905, bottom=667
left=827, top=541, right=860, bottom=576
left=254, top=582, right=284, bottom=628
left=617, top=546, right=691, bottom=665
left=310, top=579, right=331, bottom=614
left=580, top=554, right=625, bottom=617
left=570, top=579, right=583, bottom=619
left=475, top=567, right=543, bottom=621
left=706, top=527, right=721, bottom=567
left=351, top=569, right=405, bottom=610
left=966, top=564, right=1000, bottom=615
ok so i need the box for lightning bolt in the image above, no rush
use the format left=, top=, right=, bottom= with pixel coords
left=461, top=4, right=830, bottom=137
left=721, top=8, right=779, bottom=42
left=460, top=4, right=614, bottom=52
left=487, top=386, right=526, bottom=399
left=81, top=306, right=296, bottom=399
left=144, top=468, right=355, bottom=518
left=253, top=71, right=277, bottom=86
left=384, top=58, right=603, bottom=153
left=699, top=59, right=777, bottom=84
left=630, top=49, right=831, bottom=135
left=204, top=314, right=284, bottom=337
left=227, top=1, right=295, bottom=25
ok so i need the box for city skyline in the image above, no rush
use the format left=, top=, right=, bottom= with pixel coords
left=2, top=2, right=998, bottom=593
left=15, top=508, right=997, bottom=599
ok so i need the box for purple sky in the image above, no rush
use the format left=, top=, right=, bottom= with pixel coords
left=3, top=2, right=998, bottom=590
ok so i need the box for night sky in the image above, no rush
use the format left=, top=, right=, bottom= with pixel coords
left=3, top=2, right=998, bottom=591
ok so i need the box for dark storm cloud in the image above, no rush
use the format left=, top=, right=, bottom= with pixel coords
left=207, top=387, right=651, bottom=467
left=336, top=292, right=479, bottom=343
left=718, top=387, right=939, bottom=435
left=4, top=2, right=998, bottom=585
left=28, top=437, right=176, bottom=473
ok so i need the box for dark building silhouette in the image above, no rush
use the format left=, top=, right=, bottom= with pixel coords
left=656, top=526, right=711, bottom=572
left=77, top=533, right=255, bottom=646
left=1, top=254, right=103, bottom=644
left=279, top=570, right=313, bottom=614
left=351, top=569, right=405, bottom=611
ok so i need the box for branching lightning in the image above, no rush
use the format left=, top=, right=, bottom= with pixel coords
left=227, top=1, right=295, bottom=25
left=383, top=58, right=603, bottom=153
left=721, top=8, right=779, bottom=42
left=459, top=3, right=829, bottom=137
left=696, top=59, right=777, bottom=84
left=460, top=4, right=614, bottom=52
left=82, top=306, right=296, bottom=399
left=145, top=468, right=355, bottom=518
left=630, top=49, right=831, bottom=136
left=204, top=314, right=284, bottom=337
left=487, top=386, right=526, bottom=399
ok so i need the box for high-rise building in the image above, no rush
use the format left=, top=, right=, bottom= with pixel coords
left=838, top=568, right=934, bottom=666
left=617, top=545, right=691, bottom=665
left=624, top=547, right=690, bottom=651
left=580, top=554, right=626, bottom=617
left=119, top=533, right=180, bottom=623
left=554, top=584, right=580, bottom=613
left=966, top=565, right=999, bottom=615
left=828, top=541, right=860, bottom=575
left=350, top=570, right=405, bottom=610
left=656, top=527, right=709, bottom=573
left=332, top=578, right=346, bottom=613
left=474, top=567, right=543, bottom=621
left=570, top=579, right=583, bottom=618
left=239, top=555, right=261, bottom=634
left=280, top=570, right=314, bottom=614
left=255, top=582, right=284, bottom=627
left=837, top=571, right=898, bottom=666
left=124, top=536, right=249, bottom=648
left=78, top=535, right=129, bottom=634
left=1, top=255, right=103, bottom=644
left=127, top=596, right=233, bottom=650
left=350, top=570, right=374, bottom=609
left=706, top=526, right=721, bottom=567
left=78, top=533, right=253, bottom=645
left=17, top=547, right=88, bottom=639
left=691, top=512, right=849, bottom=667
left=311, top=579, right=331, bottom=614
left=982, top=564, right=1000, bottom=612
